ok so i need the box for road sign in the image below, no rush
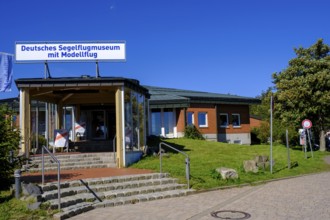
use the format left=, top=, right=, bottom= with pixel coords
left=302, top=119, right=312, bottom=129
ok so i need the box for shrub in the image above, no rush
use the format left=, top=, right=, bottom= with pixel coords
left=184, top=125, right=205, bottom=140
left=0, top=104, right=20, bottom=190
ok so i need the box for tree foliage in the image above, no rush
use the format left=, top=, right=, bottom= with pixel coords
left=272, top=39, right=330, bottom=150
left=250, top=88, right=298, bottom=145
left=0, top=104, right=20, bottom=190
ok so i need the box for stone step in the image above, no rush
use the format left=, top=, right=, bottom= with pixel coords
left=53, top=189, right=195, bottom=220
left=43, top=177, right=179, bottom=200
left=30, top=159, right=114, bottom=168
left=28, top=163, right=116, bottom=172
left=48, top=173, right=195, bottom=220
left=41, top=173, right=170, bottom=192
left=41, top=173, right=194, bottom=219
left=25, top=153, right=116, bottom=172
left=47, top=182, right=187, bottom=209
left=29, top=153, right=115, bottom=162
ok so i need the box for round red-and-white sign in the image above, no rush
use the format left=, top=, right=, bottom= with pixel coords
left=302, top=119, right=312, bottom=129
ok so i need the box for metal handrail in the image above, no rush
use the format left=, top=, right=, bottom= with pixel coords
left=112, top=135, right=116, bottom=162
left=159, top=142, right=190, bottom=189
left=42, top=145, right=61, bottom=210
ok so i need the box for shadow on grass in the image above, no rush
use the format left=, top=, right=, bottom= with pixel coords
left=0, top=193, right=13, bottom=203
left=273, top=161, right=299, bottom=174
left=147, top=136, right=190, bottom=154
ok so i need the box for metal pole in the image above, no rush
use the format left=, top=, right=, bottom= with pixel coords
left=270, top=95, right=273, bottom=174
left=185, top=157, right=190, bottom=189
left=36, top=101, right=39, bottom=153
left=307, top=129, right=314, bottom=158
left=286, top=129, right=291, bottom=169
left=304, top=129, right=307, bottom=159
left=57, top=161, right=61, bottom=210
left=14, top=169, right=21, bottom=199
left=42, top=146, right=44, bottom=186
left=96, top=61, right=100, bottom=78
left=159, top=144, right=162, bottom=175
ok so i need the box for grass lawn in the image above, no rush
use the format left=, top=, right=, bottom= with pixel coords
left=0, top=190, right=57, bottom=220
left=131, top=138, right=330, bottom=190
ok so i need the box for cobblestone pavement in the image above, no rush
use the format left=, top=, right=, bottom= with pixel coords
left=70, top=172, right=330, bottom=220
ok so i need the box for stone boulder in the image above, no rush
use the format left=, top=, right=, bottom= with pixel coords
left=216, top=167, right=238, bottom=179
left=21, top=182, right=42, bottom=197
left=243, top=160, right=259, bottom=173
left=254, top=155, right=269, bottom=170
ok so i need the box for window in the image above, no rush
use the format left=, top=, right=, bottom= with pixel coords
left=232, top=114, right=241, bottom=127
left=198, top=112, right=208, bottom=127
left=187, top=112, right=194, bottom=125
left=220, top=113, right=229, bottom=127
left=151, top=110, right=162, bottom=135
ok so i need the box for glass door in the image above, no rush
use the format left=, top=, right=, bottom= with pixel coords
left=92, top=110, right=107, bottom=140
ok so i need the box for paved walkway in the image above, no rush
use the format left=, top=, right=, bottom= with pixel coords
left=70, top=172, right=330, bottom=220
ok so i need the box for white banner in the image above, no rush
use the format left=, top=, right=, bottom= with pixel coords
left=15, top=41, right=126, bottom=62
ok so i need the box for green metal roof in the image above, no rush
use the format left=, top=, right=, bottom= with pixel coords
left=144, top=85, right=260, bottom=108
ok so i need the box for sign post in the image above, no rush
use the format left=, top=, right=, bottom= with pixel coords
left=302, top=119, right=313, bottom=159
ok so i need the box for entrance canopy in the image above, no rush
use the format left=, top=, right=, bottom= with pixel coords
left=15, top=76, right=147, bottom=105
left=15, top=76, right=149, bottom=168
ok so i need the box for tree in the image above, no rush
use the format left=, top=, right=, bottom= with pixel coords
left=0, top=104, right=20, bottom=190
left=272, top=39, right=330, bottom=151
left=250, top=88, right=298, bottom=145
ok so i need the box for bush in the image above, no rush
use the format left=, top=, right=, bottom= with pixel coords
left=184, top=125, right=205, bottom=140
left=253, top=120, right=299, bottom=146
left=0, top=104, right=20, bottom=190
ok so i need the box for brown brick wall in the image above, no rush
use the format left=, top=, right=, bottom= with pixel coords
left=183, top=104, right=217, bottom=134
left=218, top=104, right=251, bottom=134
left=250, top=117, right=262, bottom=129
left=176, top=109, right=185, bottom=132
left=176, top=104, right=251, bottom=135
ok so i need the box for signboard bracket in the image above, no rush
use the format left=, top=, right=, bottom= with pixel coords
left=96, top=61, right=100, bottom=78
left=44, top=62, right=52, bottom=79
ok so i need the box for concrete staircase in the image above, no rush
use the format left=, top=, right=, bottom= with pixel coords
left=26, top=152, right=117, bottom=172
left=39, top=173, right=194, bottom=220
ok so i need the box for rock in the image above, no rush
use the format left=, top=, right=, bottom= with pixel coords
left=243, top=160, right=259, bottom=173
left=254, top=155, right=268, bottom=163
left=21, top=182, right=42, bottom=197
left=216, top=167, right=238, bottom=179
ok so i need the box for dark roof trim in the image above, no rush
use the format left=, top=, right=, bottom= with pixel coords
left=145, top=85, right=261, bottom=106
left=15, top=76, right=150, bottom=96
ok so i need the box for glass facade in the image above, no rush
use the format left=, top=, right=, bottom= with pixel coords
left=124, top=88, right=146, bottom=151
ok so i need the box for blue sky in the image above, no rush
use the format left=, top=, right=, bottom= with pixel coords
left=1, top=0, right=330, bottom=99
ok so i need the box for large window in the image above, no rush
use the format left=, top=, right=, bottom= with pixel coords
left=220, top=113, right=229, bottom=127
left=198, top=112, right=208, bottom=127
left=150, top=108, right=175, bottom=137
left=125, top=88, right=146, bottom=150
left=151, top=110, right=161, bottom=135
left=232, top=113, right=241, bottom=127
left=187, top=112, right=194, bottom=125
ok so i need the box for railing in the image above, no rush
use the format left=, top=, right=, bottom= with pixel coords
left=42, top=145, right=61, bottom=211
left=159, top=142, right=190, bottom=189
left=112, top=135, right=116, bottom=163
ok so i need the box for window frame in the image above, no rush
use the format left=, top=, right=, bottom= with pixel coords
left=187, top=111, right=194, bottom=125
left=231, top=113, right=241, bottom=128
left=219, top=113, right=229, bottom=128
left=198, top=112, right=208, bottom=128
